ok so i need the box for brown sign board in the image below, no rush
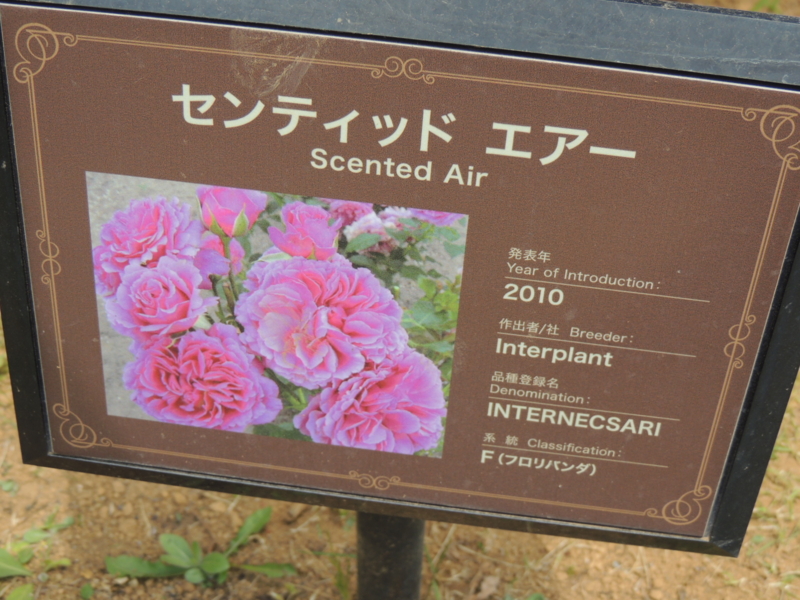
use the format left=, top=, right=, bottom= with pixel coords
left=2, top=0, right=800, bottom=555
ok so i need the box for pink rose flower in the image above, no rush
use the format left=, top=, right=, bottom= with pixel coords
left=194, top=232, right=245, bottom=289
left=92, top=197, right=203, bottom=297
left=407, top=208, right=465, bottom=227
left=343, top=212, right=399, bottom=255
left=124, top=324, right=281, bottom=431
left=106, top=257, right=217, bottom=342
left=294, top=349, right=446, bottom=454
left=198, top=186, right=268, bottom=237
left=236, top=257, right=408, bottom=388
left=326, top=199, right=373, bottom=227
left=268, top=201, right=341, bottom=260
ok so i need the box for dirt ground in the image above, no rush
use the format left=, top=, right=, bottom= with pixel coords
left=3, top=1, right=800, bottom=598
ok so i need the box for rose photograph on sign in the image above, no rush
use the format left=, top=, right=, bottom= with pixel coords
left=88, top=173, right=467, bottom=457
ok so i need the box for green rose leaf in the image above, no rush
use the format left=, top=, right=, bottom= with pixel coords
left=444, top=241, right=465, bottom=257
left=418, top=278, right=438, bottom=299
left=437, top=226, right=460, bottom=242
left=405, top=301, right=446, bottom=329
left=421, top=340, right=453, bottom=354
left=387, top=228, right=410, bottom=242
left=348, top=254, right=373, bottom=267
left=405, top=246, right=423, bottom=262
left=346, top=233, right=382, bottom=253
left=400, top=265, right=426, bottom=280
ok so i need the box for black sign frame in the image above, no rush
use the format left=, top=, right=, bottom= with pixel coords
left=1, top=0, right=800, bottom=556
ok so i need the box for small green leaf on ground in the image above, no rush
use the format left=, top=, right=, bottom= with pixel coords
left=105, top=555, right=184, bottom=578
left=41, top=513, right=73, bottom=533
left=184, top=567, right=205, bottom=584
left=201, top=553, right=229, bottom=575
left=6, top=583, right=34, bottom=600
left=79, top=583, right=94, bottom=599
left=16, top=548, right=33, bottom=565
left=159, top=534, right=197, bottom=568
left=0, top=549, right=33, bottom=578
left=1, top=480, right=19, bottom=494
left=22, top=529, right=49, bottom=544
left=226, top=507, right=272, bottom=556
left=43, top=558, right=71, bottom=572
left=240, top=563, right=297, bottom=578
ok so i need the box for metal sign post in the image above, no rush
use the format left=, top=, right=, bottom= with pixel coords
left=357, top=512, right=426, bottom=599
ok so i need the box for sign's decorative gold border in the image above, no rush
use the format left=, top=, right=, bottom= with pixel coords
left=13, top=23, right=75, bottom=83
left=13, top=21, right=797, bottom=528
left=644, top=486, right=714, bottom=526
left=12, top=24, right=111, bottom=451
left=371, top=57, right=435, bottom=84
left=349, top=471, right=402, bottom=490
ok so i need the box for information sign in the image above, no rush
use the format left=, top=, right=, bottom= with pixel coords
left=2, top=0, right=800, bottom=555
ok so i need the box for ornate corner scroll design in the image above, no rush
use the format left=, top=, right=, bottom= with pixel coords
left=724, top=314, right=756, bottom=369
left=35, top=229, right=60, bottom=285
left=52, top=403, right=113, bottom=449
left=13, top=23, right=77, bottom=84
left=349, top=471, right=401, bottom=490
left=743, top=105, right=800, bottom=170
left=371, top=57, right=435, bottom=84
left=645, top=486, right=713, bottom=526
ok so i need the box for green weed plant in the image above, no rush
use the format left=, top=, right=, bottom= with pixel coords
left=0, top=512, right=74, bottom=600
left=106, top=506, right=295, bottom=586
